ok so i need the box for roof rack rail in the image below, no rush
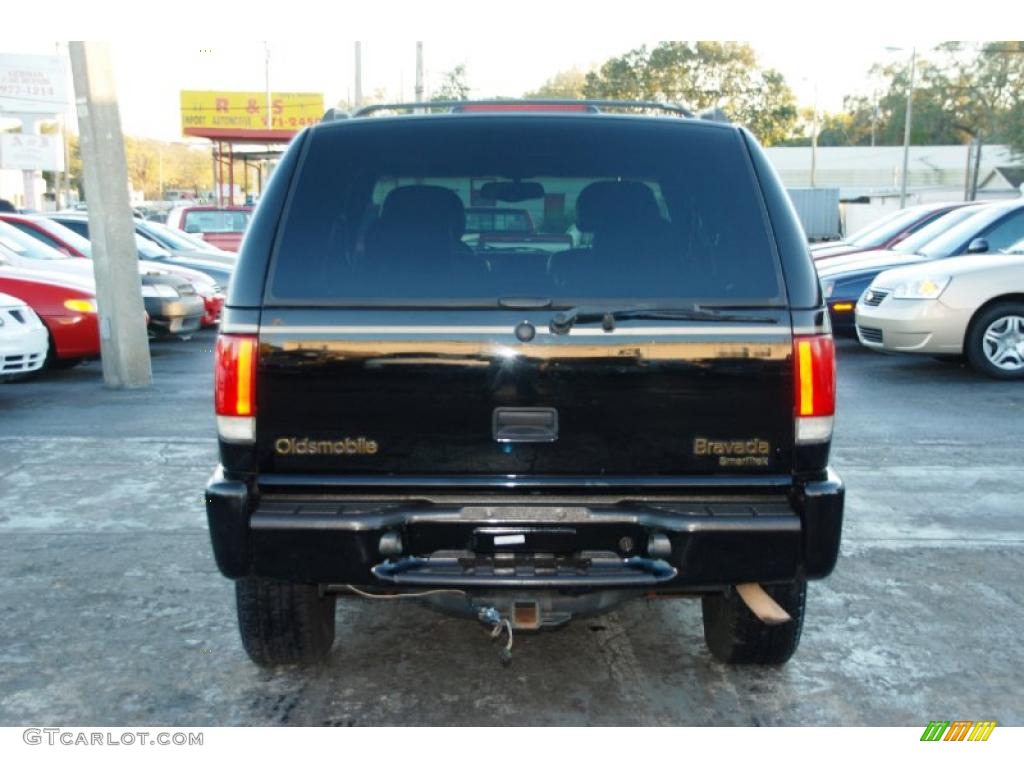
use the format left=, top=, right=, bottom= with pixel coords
left=351, top=99, right=695, bottom=118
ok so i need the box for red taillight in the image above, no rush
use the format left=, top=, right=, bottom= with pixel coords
left=794, top=335, right=835, bottom=416
left=793, top=335, right=835, bottom=443
left=215, top=334, right=258, bottom=417
left=455, top=103, right=593, bottom=112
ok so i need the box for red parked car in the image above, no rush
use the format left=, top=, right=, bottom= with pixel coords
left=0, top=262, right=100, bottom=367
left=164, top=205, right=253, bottom=252
left=0, top=213, right=223, bottom=328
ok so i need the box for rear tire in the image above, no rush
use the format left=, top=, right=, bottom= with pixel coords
left=965, top=302, right=1024, bottom=379
left=701, top=578, right=806, bottom=664
left=235, top=578, right=336, bottom=666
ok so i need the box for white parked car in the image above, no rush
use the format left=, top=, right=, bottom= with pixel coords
left=855, top=251, right=1024, bottom=379
left=0, top=290, right=48, bottom=378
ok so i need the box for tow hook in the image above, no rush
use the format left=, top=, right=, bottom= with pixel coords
left=478, top=607, right=514, bottom=666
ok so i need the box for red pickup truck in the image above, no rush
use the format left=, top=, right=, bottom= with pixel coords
left=165, top=205, right=253, bottom=252
left=464, top=207, right=573, bottom=252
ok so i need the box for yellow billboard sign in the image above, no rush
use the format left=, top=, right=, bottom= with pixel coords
left=180, top=91, right=324, bottom=139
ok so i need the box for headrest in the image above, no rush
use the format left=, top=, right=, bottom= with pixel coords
left=575, top=181, right=662, bottom=233
left=379, top=185, right=466, bottom=239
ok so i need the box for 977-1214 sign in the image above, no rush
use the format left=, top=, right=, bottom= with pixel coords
left=0, top=54, right=68, bottom=114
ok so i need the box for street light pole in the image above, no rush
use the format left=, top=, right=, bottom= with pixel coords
left=810, top=81, right=819, bottom=187
left=354, top=42, right=363, bottom=109
left=898, top=47, right=916, bottom=209
left=264, top=42, right=272, bottom=131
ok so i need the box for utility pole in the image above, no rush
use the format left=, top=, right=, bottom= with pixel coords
left=354, top=42, right=363, bottom=109
left=809, top=82, right=818, bottom=187
left=264, top=42, right=272, bottom=130
left=415, top=42, right=424, bottom=102
left=969, top=136, right=983, bottom=201
left=68, top=41, right=152, bottom=389
left=898, top=47, right=916, bottom=209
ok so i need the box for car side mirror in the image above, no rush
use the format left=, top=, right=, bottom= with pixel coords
left=967, top=237, right=989, bottom=254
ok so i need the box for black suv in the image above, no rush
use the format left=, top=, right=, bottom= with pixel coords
left=206, top=101, right=844, bottom=667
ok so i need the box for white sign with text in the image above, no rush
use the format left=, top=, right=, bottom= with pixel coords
left=0, top=53, right=68, bottom=114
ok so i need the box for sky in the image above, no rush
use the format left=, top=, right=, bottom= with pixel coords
left=0, top=39, right=928, bottom=142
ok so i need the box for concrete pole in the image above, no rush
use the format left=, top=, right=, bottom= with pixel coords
left=898, top=47, right=916, bottom=209
left=68, top=41, right=152, bottom=389
left=354, top=42, right=363, bottom=109
left=415, top=42, right=424, bottom=103
left=264, top=42, right=272, bottom=130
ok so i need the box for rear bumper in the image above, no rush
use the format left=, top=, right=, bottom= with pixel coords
left=205, top=468, right=844, bottom=589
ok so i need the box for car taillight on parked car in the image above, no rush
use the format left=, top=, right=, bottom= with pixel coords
left=793, top=334, right=835, bottom=444
left=215, top=334, right=258, bottom=443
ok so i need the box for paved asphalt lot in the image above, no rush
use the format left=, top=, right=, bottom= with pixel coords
left=0, top=331, right=1021, bottom=726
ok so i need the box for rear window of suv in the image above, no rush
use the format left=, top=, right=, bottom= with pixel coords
left=268, top=117, right=783, bottom=306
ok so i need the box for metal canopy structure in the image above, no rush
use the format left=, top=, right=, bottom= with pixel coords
left=204, top=138, right=290, bottom=207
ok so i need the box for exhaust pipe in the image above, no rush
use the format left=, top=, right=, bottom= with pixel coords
left=735, top=583, right=792, bottom=625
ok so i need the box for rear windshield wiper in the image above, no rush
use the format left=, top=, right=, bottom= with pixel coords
left=549, top=305, right=777, bottom=335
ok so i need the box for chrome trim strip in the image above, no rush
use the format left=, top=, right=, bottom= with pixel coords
left=221, top=323, right=259, bottom=334
left=258, top=325, right=787, bottom=337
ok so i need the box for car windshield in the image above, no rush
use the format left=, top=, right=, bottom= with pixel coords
left=269, top=119, right=783, bottom=305
left=140, top=219, right=222, bottom=252
left=34, top=218, right=94, bottom=256
left=135, top=234, right=170, bottom=260
left=846, top=207, right=932, bottom=247
left=182, top=210, right=250, bottom=234
left=0, top=222, right=68, bottom=260
left=916, top=206, right=1007, bottom=259
left=465, top=209, right=533, bottom=234
left=893, top=206, right=982, bottom=254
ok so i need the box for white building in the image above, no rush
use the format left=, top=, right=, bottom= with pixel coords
left=765, top=144, right=1022, bottom=202
left=765, top=144, right=1023, bottom=235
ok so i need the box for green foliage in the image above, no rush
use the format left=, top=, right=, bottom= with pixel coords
left=580, top=42, right=798, bottom=145
left=524, top=68, right=587, bottom=99
left=121, top=137, right=213, bottom=199
left=432, top=64, right=470, bottom=101
left=809, top=42, right=1024, bottom=153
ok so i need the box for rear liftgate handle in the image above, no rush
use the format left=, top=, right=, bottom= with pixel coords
left=492, top=407, right=558, bottom=443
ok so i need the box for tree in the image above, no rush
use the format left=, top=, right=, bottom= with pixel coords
left=803, top=42, right=1024, bottom=154
left=581, top=42, right=798, bottom=145
left=524, top=68, right=587, bottom=99
left=432, top=64, right=470, bottom=101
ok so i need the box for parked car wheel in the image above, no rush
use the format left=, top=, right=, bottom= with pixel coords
left=966, top=302, right=1024, bottom=380
left=235, top=578, right=336, bottom=666
left=701, top=578, right=806, bottom=664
